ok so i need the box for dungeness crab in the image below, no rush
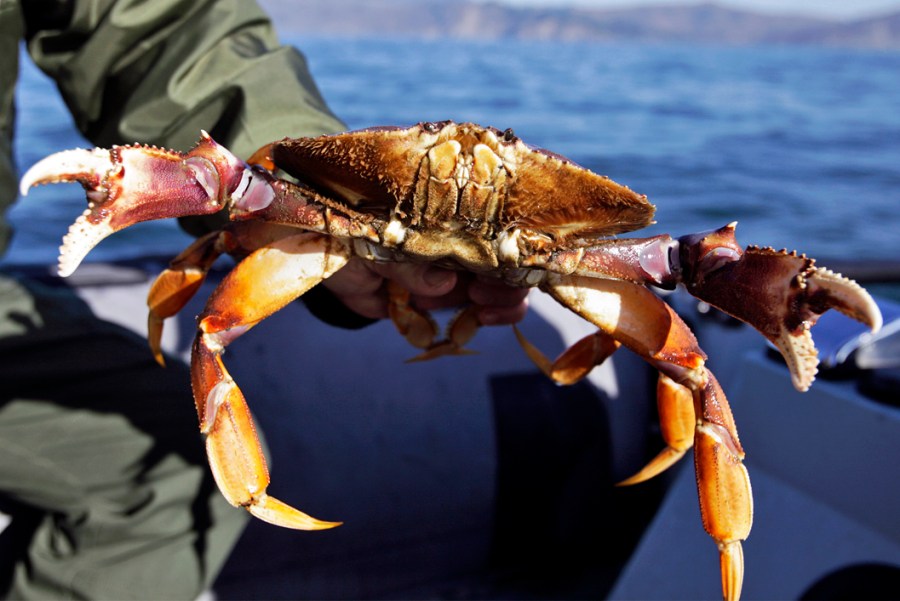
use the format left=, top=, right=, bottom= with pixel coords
left=20, top=121, right=881, bottom=600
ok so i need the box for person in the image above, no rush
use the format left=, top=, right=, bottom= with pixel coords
left=0, top=0, right=529, bottom=598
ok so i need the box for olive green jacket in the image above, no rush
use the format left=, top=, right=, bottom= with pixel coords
left=0, top=0, right=345, bottom=256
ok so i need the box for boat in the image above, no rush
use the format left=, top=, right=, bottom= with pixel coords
left=2, top=257, right=898, bottom=599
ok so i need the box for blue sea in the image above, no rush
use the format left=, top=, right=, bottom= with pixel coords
left=6, top=37, right=900, bottom=269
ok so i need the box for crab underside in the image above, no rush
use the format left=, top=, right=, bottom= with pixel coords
left=20, top=121, right=882, bottom=601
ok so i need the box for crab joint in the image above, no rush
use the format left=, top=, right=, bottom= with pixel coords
left=203, top=378, right=238, bottom=436
left=638, top=236, right=681, bottom=288
left=677, top=223, right=744, bottom=284
left=184, top=156, right=222, bottom=204
left=231, top=166, right=277, bottom=214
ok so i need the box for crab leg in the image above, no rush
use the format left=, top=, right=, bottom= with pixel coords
left=529, top=224, right=882, bottom=392
left=618, top=373, right=695, bottom=486
left=386, top=280, right=483, bottom=361
left=146, top=230, right=229, bottom=365
left=192, top=232, right=350, bottom=529
left=513, top=327, right=621, bottom=386
left=544, top=273, right=750, bottom=601
left=146, top=221, right=314, bottom=365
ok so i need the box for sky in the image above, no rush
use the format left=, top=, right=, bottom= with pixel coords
left=483, top=0, right=900, bottom=20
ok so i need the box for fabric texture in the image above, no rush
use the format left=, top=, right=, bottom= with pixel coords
left=0, top=0, right=350, bottom=597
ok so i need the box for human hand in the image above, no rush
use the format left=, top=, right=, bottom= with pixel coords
left=321, top=258, right=530, bottom=326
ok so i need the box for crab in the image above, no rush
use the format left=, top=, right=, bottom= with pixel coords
left=20, top=121, right=881, bottom=600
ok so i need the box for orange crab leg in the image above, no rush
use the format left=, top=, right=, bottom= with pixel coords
left=146, top=221, right=313, bottom=365
left=513, top=327, right=621, bottom=386
left=617, top=373, right=696, bottom=486
left=543, top=273, right=750, bottom=601
left=192, top=232, right=349, bottom=529
left=387, top=280, right=482, bottom=361
left=146, top=230, right=230, bottom=365
left=688, top=371, right=751, bottom=601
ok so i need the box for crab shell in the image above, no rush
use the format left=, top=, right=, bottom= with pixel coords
left=273, top=121, right=654, bottom=239
left=19, top=121, right=882, bottom=601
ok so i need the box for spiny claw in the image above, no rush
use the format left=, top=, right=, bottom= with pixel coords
left=20, top=148, right=118, bottom=277
left=19, top=148, right=114, bottom=195
left=806, top=265, right=882, bottom=332
left=776, top=264, right=881, bottom=391
left=680, top=228, right=883, bottom=391
left=18, top=133, right=248, bottom=277
left=756, top=254, right=880, bottom=391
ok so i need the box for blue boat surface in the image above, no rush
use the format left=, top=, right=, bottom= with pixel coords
left=5, top=257, right=900, bottom=600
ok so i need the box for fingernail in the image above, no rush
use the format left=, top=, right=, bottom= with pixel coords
left=423, top=267, right=452, bottom=288
left=478, top=309, right=498, bottom=325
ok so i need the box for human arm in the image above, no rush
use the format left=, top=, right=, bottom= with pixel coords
left=21, top=0, right=527, bottom=327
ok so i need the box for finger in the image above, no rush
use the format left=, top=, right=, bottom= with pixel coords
left=468, top=276, right=530, bottom=308
left=368, top=262, right=458, bottom=297
left=335, top=292, right=390, bottom=320
left=319, top=258, right=389, bottom=319
left=478, top=296, right=530, bottom=326
left=411, top=276, right=471, bottom=311
left=321, top=257, right=384, bottom=297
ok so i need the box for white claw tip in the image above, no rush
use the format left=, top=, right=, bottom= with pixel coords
left=19, top=148, right=113, bottom=198
left=57, top=212, right=114, bottom=277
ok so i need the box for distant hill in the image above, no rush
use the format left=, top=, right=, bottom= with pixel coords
left=257, top=0, right=900, bottom=49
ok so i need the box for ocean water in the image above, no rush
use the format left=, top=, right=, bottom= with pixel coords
left=6, top=37, right=900, bottom=269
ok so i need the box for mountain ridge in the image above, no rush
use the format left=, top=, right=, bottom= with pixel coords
left=258, top=0, right=900, bottom=49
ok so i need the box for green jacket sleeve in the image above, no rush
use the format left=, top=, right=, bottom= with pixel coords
left=18, top=0, right=371, bottom=329
left=23, top=0, right=345, bottom=159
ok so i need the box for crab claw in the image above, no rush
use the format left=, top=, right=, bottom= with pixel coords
left=679, top=224, right=883, bottom=391
left=18, top=133, right=265, bottom=277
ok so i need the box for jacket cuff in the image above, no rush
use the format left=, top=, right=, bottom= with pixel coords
left=300, top=285, right=380, bottom=330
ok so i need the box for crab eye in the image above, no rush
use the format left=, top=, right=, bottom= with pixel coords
left=502, top=128, right=516, bottom=142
